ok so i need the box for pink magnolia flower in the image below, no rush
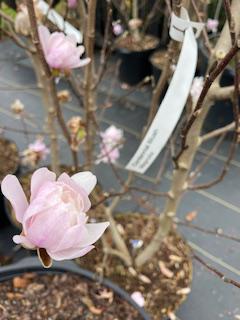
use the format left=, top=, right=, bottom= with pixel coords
left=190, top=76, right=204, bottom=104
left=97, top=126, right=123, bottom=164
left=100, top=125, right=123, bottom=145
left=28, top=138, right=50, bottom=160
left=67, top=0, right=77, bottom=8
left=38, top=25, right=90, bottom=72
left=131, top=291, right=145, bottom=307
left=206, top=19, right=219, bottom=33
left=97, top=145, right=120, bottom=164
left=1, top=168, right=109, bottom=267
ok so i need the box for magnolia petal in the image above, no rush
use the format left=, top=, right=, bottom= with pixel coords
left=1, top=175, right=28, bottom=223
left=71, top=171, right=97, bottom=195
left=74, top=57, right=91, bottom=69
left=131, top=291, right=145, bottom=307
left=13, top=234, right=36, bottom=249
left=48, top=245, right=94, bottom=261
left=26, top=207, right=71, bottom=249
left=58, top=173, right=91, bottom=212
left=38, top=25, right=50, bottom=55
left=30, top=167, right=56, bottom=201
left=37, top=248, right=52, bottom=268
left=78, top=222, right=109, bottom=247
left=52, top=224, right=88, bottom=252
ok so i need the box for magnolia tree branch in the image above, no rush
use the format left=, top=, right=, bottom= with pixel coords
left=83, top=0, right=97, bottom=169
left=26, top=0, right=60, bottom=175
left=134, top=0, right=240, bottom=268
left=26, top=0, right=79, bottom=172
left=193, top=254, right=240, bottom=290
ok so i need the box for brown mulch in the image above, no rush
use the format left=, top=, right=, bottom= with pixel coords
left=0, top=272, right=141, bottom=320
left=0, top=138, right=19, bottom=182
left=115, top=34, right=159, bottom=52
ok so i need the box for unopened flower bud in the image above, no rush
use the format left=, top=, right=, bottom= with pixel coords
left=57, top=90, right=71, bottom=103
left=11, top=99, right=25, bottom=115
left=128, top=19, right=142, bottom=31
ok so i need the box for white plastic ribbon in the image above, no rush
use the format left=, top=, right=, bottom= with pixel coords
left=38, top=0, right=82, bottom=43
left=126, top=8, right=204, bottom=174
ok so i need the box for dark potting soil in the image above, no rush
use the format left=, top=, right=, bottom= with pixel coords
left=0, top=138, right=19, bottom=182
left=116, top=35, right=159, bottom=52
left=77, top=213, right=192, bottom=320
left=0, top=272, right=141, bottom=320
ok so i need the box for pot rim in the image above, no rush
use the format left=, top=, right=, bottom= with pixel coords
left=0, top=257, right=151, bottom=320
left=114, top=34, right=159, bottom=54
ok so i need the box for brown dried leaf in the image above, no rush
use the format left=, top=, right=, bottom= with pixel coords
left=185, top=210, right=197, bottom=222
left=138, top=274, right=151, bottom=284
left=13, top=276, right=29, bottom=289
left=177, top=287, right=191, bottom=295
left=97, top=289, right=113, bottom=303
left=82, top=297, right=103, bottom=315
left=158, top=261, right=174, bottom=278
left=168, top=312, right=177, bottom=320
left=169, top=254, right=182, bottom=263
left=89, top=306, right=103, bottom=315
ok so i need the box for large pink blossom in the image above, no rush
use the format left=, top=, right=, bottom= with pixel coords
left=1, top=168, right=109, bottom=267
left=38, top=25, right=90, bottom=72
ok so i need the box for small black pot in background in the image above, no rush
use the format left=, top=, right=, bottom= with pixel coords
left=0, top=257, right=152, bottom=320
left=117, top=47, right=156, bottom=86
left=116, top=35, right=159, bottom=86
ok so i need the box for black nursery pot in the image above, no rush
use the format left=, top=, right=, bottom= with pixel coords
left=117, top=46, right=158, bottom=86
left=0, top=193, right=9, bottom=228
left=0, top=257, right=152, bottom=320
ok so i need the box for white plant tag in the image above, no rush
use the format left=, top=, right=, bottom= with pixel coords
left=38, top=0, right=83, bottom=43
left=126, top=8, right=204, bottom=174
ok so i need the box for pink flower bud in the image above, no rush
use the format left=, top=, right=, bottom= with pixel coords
left=67, top=0, right=77, bottom=8
left=112, top=22, right=124, bottom=36
left=206, top=19, right=219, bottom=33
left=1, top=168, right=109, bottom=267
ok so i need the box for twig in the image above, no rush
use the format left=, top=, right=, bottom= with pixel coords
left=84, top=0, right=97, bottom=169
left=201, top=121, right=235, bottom=142
left=178, top=43, right=239, bottom=162
left=176, top=219, right=240, bottom=243
left=26, top=0, right=60, bottom=174
left=193, top=254, right=240, bottom=289
left=188, top=133, right=225, bottom=183
left=190, top=0, right=212, bottom=54
left=94, top=3, right=113, bottom=88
